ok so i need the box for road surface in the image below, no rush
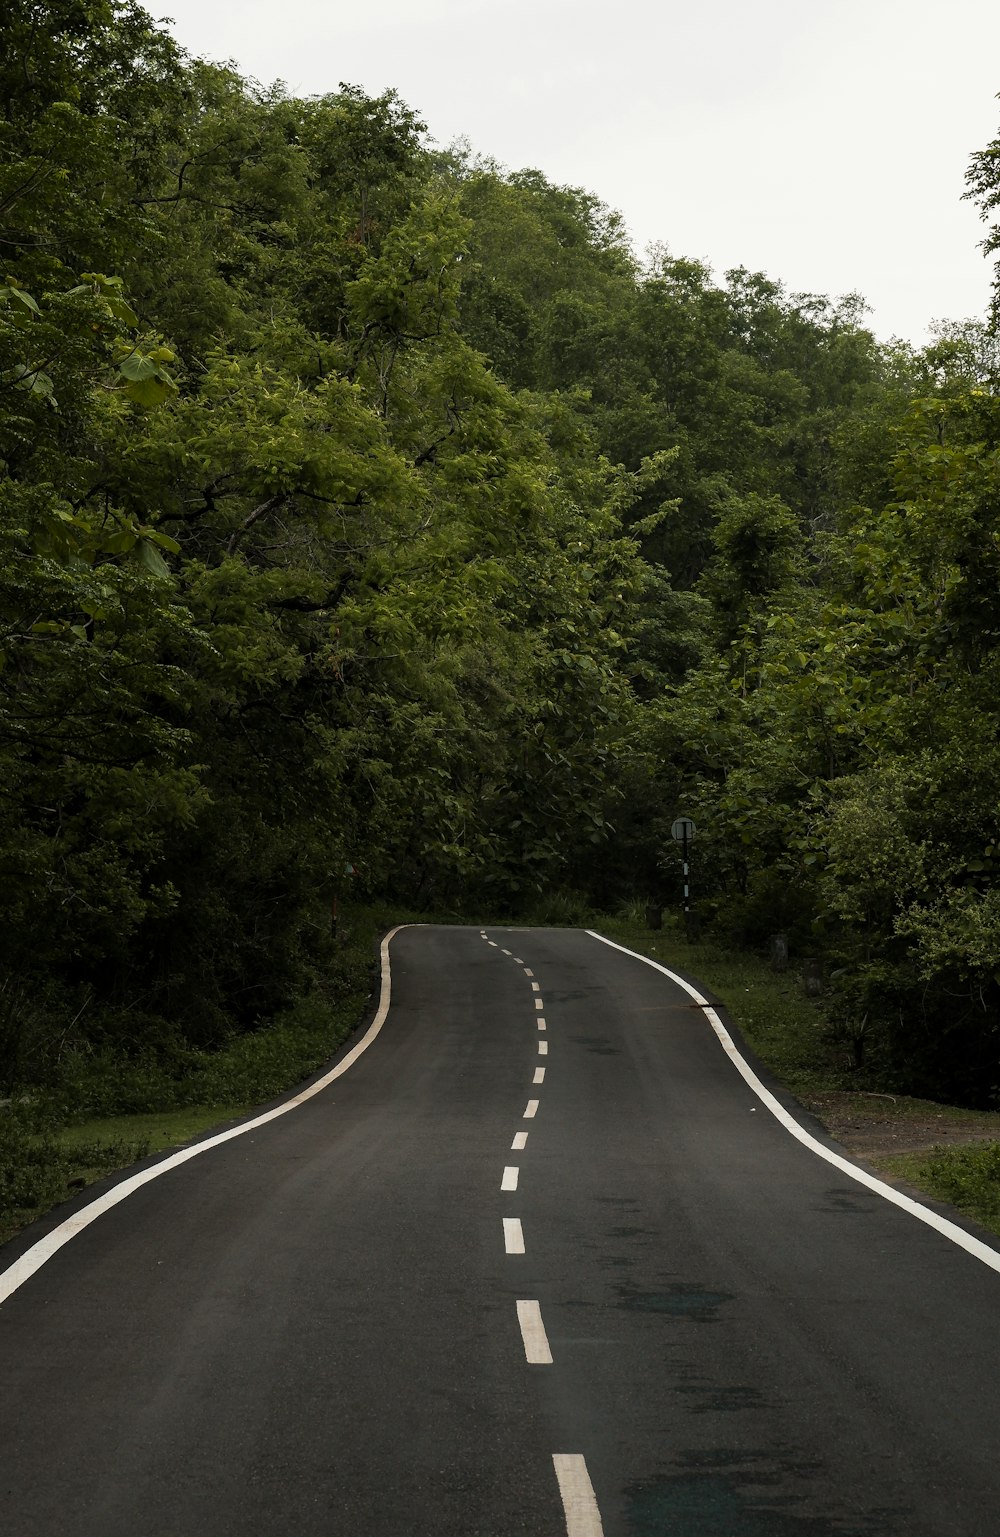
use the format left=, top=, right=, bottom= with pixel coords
left=2, top=924, right=1000, bottom=1535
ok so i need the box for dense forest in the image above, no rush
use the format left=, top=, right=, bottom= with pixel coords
left=5, top=0, right=1000, bottom=1109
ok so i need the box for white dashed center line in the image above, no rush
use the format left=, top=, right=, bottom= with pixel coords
left=537, top=1017, right=546, bottom=1029
left=516, top=1300, right=553, bottom=1364
left=531, top=982, right=541, bottom=992
left=524, top=968, right=534, bottom=978
left=552, top=1455, right=604, bottom=1536
left=502, top=949, right=512, bottom=956
left=513, top=956, right=524, bottom=964
left=533, top=1067, right=546, bottom=1084
left=502, top=1165, right=519, bottom=1192
left=511, top=1132, right=528, bottom=1150
left=524, top=1099, right=539, bottom=1118
left=535, top=999, right=544, bottom=1011
left=503, top=1218, right=525, bottom=1255
left=538, top=1040, right=548, bottom=1055
left=488, top=941, right=498, bottom=948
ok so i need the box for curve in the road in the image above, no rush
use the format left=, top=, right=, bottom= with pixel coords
left=588, top=929, right=1000, bottom=1275
left=5, top=922, right=1000, bottom=1535
left=0, top=924, right=412, bottom=1308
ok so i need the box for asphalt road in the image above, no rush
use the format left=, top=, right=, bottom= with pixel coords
left=3, top=924, right=1000, bottom=1536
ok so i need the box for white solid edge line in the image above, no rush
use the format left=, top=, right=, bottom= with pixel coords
left=0, top=925, right=414, bottom=1308
left=517, top=1299, right=553, bottom=1363
left=552, top=1454, right=604, bottom=1537
left=512, top=1131, right=528, bottom=1150
left=502, top=1165, right=519, bottom=1192
left=585, top=929, right=1000, bottom=1276
left=524, top=1099, right=539, bottom=1118
left=504, top=1217, right=525, bottom=1254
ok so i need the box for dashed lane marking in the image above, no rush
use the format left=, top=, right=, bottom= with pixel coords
left=524, top=1100, right=539, bottom=1118
left=539, top=1040, right=548, bottom=1055
left=512, top=1132, right=528, bottom=1150
left=533, top=1067, right=546, bottom=1084
left=502, top=1166, right=519, bottom=1192
left=553, top=1455, right=604, bottom=1537
left=516, top=1300, right=553, bottom=1364
left=504, top=1218, right=525, bottom=1255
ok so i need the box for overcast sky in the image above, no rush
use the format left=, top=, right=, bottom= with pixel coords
left=155, top=0, right=1000, bottom=346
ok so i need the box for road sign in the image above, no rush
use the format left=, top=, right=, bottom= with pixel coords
left=671, top=818, right=696, bottom=842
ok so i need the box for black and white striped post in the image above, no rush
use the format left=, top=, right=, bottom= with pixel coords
left=671, top=817, right=696, bottom=939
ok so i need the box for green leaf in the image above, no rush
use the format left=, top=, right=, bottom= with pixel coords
left=142, top=527, right=181, bottom=554
left=118, top=353, right=159, bottom=383
left=6, top=364, right=57, bottom=406
left=122, top=374, right=175, bottom=409
left=1, top=284, right=41, bottom=316
left=103, top=529, right=137, bottom=554
left=136, top=540, right=171, bottom=578
left=106, top=295, right=139, bottom=327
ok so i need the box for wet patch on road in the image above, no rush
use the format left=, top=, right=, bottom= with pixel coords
left=624, top=1449, right=901, bottom=1535
left=616, top=1282, right=735, bottom=1322
left=820, top=1187, right=883, bottom=1215
left=570, top=1034, right=622, bottom=1055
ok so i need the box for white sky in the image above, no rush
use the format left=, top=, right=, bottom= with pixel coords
left=154, top=0, right=1000, bottom=345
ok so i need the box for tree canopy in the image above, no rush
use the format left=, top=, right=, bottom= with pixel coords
left=3, top=1, right=1000, bottom=1108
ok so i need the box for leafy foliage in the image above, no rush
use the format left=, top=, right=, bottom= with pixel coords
left=3, top=0, right=1000, bottom=1117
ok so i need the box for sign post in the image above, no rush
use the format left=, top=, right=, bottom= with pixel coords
left=670, top=817, right=696, bottom=937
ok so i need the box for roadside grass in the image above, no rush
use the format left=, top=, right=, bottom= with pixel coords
left=879, top=1144, right=1000, bottom=1236
left=51, top=1106, right=254, bottom=1154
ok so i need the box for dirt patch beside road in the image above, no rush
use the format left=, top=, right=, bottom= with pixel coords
left=798, top=1090, right=1000, bottom=1165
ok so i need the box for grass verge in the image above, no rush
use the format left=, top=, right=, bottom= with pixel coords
left=0, top=1106, right=255, bottom=1248
left=879, top=1144, right=1000, bottom=1236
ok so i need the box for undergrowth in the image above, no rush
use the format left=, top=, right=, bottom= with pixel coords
left=883, top=1144, right=1000, bottom=1235
left=0, top=901, right=405, bottom=1245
